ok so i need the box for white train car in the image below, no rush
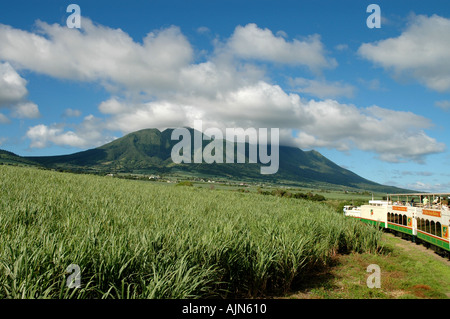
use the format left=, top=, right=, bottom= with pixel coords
left=345, top=193, right=450, bottom=256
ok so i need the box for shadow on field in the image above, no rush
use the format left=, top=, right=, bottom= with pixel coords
left=261, top=258, right=342, bottom=299
left=270, top=244, right=395, bottom=299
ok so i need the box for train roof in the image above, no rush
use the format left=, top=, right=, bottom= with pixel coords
left=388, top=193, right=450, bottom=197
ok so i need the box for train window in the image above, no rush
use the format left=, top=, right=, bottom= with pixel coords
left=402, top=215, right=407, bottom=226
left=419, top=218, right=424, bottom=231
left=431, top=221, right=436, bottom=236
left=425, top=220, right=430, bottom=234
left=436, top=222, right=442, bottom=237
left=388, top=212, right=391, bottom=222
left=394, top=213, right=398, bottom=224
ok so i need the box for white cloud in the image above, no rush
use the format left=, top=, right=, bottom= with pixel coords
left=26, top=124, right=86, bottom=148
left=0, top=62, right=40, bottom=119
left=292, top=101, right=445, bottom=163
left=98, top=98, right=129, bottom=115
left=103, top=100, right=190, bottom=133
left=0, top=62, right=28, bottom=106
left=197, top=26, right=210, bottom=34
left=11, top=102, right=40, bottom=119
left=93, top=81, right=308, bottom=145
left=358, top=14, right=450, bottom=92
left=168, top=81, right=309, bottom=133
left=26, top=115, right=113, bottom=149
left=435, top=100, right=450, bottom=111
left=357, top=78, right=385, bottom=91
left=96, top=81, right=444, bottom=163
left=225, top=23, right=337, bottom=71
left=394, top=170, right=434, bottom=177
left=62, top=108, right=82, bottom=117
left=0, top=18, right=443, bottom=164
left=334, top=44, right=349, bottom=51
left=403, top=181, right=450, bottom=193
left=289, top=77, right=356, bottom=99
left=0, top=113, right=10, bottom=124
left=0, top=19, right=193, bottom=94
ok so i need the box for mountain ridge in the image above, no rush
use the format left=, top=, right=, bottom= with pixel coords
left=2, top=128, right=413, bottom=193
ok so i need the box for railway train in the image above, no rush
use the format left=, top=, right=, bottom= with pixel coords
left=344, top=193, right=450, bottom=257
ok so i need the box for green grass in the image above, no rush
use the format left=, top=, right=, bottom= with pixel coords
left=0, top=165, right=383, bottom=299
left=286, top=233, right=450, bottom=299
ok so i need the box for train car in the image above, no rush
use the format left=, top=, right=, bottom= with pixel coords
left=344, top=200, right=389, bottom=228
left=344, top=193, right=450, bottom=257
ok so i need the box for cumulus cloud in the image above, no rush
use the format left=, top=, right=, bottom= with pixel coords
left=394, top=170, right=434, bottom=177
left=62, top=108, right=82, bottom=117
left=95, top=82, right=444, bottom=163
left=26, top=124, right=85, bottom=148
left=0, top=62, right=40, bottom=119
left=0, top=113, right=9, bottom=124
left=0, top=20, right=264, bottom=98
left=11, top=102, right=40, bottom=119
left=0, top=18, right=443, bottom=164
left=292, top=102, right=445, bottom=163
left=26, top=115, right=114, bottom=149
left=0, top=19, right=193, bottom=94
left=435, top=100, right=450, bottom=111
left=334, top=44, right=349, bottom=51
left=100, top=98, right=190, bottom=133
left=225, top=23, right=336, bottom=71
left=196, top=26, right=210, bottom=34
left=403, top=181, right=450, bottom=193
left=357, top=78, right=385, bottom=91
left=0, top=62, right=28, bottom=106
left=95, top=82, right=307, bottom=144
left=289, top=77, right=356, bottom=99
left=358, top=14, right=450, bottom=92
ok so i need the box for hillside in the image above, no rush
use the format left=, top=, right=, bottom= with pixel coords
left=0, top=149, right=41, bottom=167
left=4, top=128, right=411, bottom=193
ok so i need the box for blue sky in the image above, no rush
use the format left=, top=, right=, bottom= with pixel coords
left=0, top=0, right=450, bottom=192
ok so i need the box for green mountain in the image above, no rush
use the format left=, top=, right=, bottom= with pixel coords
left=3, top=128, right=410, bottom=193
left=0, top=149, right=42, bottom=167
